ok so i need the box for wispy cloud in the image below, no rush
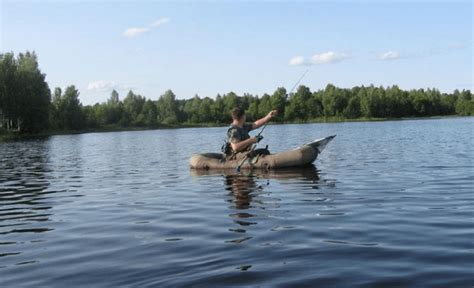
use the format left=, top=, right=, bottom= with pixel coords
left=310, top=51, right=348, bottom=64
left=378, top=51, right=400, bottom=61
left=123, top=27, right=150, bottom=38
left=87, top=80, right=118, bottom=92
left=150, top=17, right=170, bottom=27
left=123, top=17, right=170, bottom=38
left=289, top=51, right=348, bottom=66
left=289, top=56, right=305, bottom=66
left=87, top=80, right=130, bottom=93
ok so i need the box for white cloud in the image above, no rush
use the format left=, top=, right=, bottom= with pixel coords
left=289, top=56, right=305, bottom=66
left=289, top=51, right=348, bottom=66
left=87, top=80, right=119, bottom=92
left=378, top=51, right=400, bottom=60
left=87, top=80, right=133, bottom=95
left=150, top=17, right=170, bottom=27
left=123, top=17, right=170, bottom=38
left=310, top=51, right=348, bottom=64
left=123, top=27, right=150, bottom=38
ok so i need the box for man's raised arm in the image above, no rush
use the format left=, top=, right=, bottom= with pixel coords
left=252, top=110, right=278, bottom=130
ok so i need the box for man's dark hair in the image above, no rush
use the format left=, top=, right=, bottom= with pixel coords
left=231, top=107, right=245, bottom=120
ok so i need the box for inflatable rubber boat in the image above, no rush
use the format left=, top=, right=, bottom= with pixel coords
left=190, top=164, right=320, bottom=181
left=189, top=135, right=335, bottom=170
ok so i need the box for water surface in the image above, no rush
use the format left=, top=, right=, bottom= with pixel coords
left=1, top=117, right=473, bottom=287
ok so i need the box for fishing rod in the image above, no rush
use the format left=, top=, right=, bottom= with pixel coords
left=236, top=69, right=310, bottom=172
left=252, top=68, right=310, bottom=138
left=289, top=68, right=310, bottom=96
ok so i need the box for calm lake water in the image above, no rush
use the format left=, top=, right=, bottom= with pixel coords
left=1, top=117, right=473, bottom=287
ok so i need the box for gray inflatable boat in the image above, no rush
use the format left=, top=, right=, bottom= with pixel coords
left=190, top=135, right=335, bottom=170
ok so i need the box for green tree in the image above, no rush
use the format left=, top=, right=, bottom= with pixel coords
left=258, top=94, right=272, bottom=118
left=222, top=92, right=240, bottom=114
left=101, top=90, right=123, bottom=125
left=246, top=98, right=260, bottom=121
left=308, top=91, right=324, bottom=118
left=199, top=97, right=213, bottom=123
left=455, top=90, right=474, bottom=115
left=343, top=95, right=361, bottom=118
left=210, top=95, right=225, bottom=123
left=157, top=90, right=179, bottom=125
left=285, top=85, right=311, bottom=121
left=0, top=52, right=51, bottom=133
left=109, top=89, right=119, bottom=105
left=50, top=87, right=63, bottom=130
left=61, top=86, right=84, bottom=130
left=4, top=52, right=474, bottom=134
left=411, top=89, right=434, bottom=116
left=123, top=90, right=146, bottom=126
left=360, top=85, right=384, bottom=118
left=322, top=84, right=338, bottom=116
left=50, top=85, right=84, bottom=130
left=83, top=105, right=100, bottom=128
left=141, top=100, right=158, bottom=127
left=183, top=95, right=202, bottom=123
left=0, top=53, right=19, bottom=130
left=270, top=87, right=287, bottom=120
left=322, top=85, right=350, bottom=117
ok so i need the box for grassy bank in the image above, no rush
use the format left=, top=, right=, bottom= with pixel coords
left=1, top=115, right=470, bottom=142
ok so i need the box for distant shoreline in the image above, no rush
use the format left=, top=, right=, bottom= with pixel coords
left=1, top=115, right=470, bottom=142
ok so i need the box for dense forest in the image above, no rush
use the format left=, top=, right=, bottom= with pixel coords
left=1, top=51, right=473, bottom=134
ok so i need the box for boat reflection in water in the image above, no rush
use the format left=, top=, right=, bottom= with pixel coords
left=191, top=165, right=324, bottom=246
left=190, top=164, right=320, bottom=180
left=191, top=164, right=320, bottom=209
left=191, top=164, right=321, bottom=202
left=223, top=165, right=322, bottom=210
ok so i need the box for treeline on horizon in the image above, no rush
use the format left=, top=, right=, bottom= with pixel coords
left=1, top=51, right=473, bottom=134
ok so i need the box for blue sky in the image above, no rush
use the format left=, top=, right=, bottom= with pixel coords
left=1, top=0, right=472, bottom=105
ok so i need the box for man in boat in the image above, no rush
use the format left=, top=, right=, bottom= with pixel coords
left=222, top=107, right=277, bottom=157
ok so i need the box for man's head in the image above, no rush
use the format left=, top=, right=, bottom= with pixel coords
left=231, top=107, right=246, bottom=123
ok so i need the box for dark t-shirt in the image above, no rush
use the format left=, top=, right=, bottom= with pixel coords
left=227, top=123, right=253, bottom=144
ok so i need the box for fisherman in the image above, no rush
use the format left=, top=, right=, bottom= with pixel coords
left=222, top=107, right=277, bottom=157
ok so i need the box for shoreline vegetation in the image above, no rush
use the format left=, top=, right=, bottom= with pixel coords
left=1, top=51, right=473, bottom=142
left=1, top=115, right=469, bottom=142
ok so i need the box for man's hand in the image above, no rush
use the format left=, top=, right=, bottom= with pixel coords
left=252, top=110, right=278, bottom=131
left=250, top=135, right=263, bottom=144
left=266, top=110, right=278, bottom=119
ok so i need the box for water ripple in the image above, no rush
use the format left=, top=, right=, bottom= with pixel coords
left=0, top=118, right=473, bottom=287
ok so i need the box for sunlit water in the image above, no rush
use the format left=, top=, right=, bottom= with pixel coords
left=1, top=117, right=473, bottom=287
